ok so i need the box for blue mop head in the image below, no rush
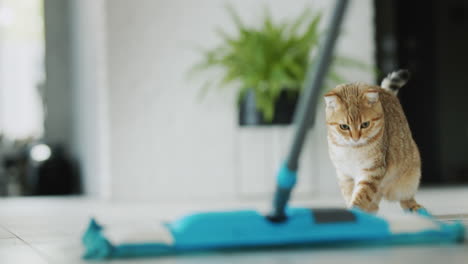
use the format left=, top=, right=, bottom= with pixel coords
left=82, top=207, right=464, bottom=259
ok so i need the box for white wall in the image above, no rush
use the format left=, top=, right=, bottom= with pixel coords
left=84, top=0, right=375, bottom=201
left=69, top=0, right=110, bottom=197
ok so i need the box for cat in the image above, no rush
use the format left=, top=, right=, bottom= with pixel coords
left=324, top=70, right=423, bottom=213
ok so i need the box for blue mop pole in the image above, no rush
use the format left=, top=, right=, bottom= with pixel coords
left=268, top=0, right=349, bottom=222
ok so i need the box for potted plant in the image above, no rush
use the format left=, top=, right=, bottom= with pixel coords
left=191, top=7, right=367, bottom=126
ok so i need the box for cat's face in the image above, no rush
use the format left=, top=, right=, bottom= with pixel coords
left=324, top=84, right=384, bottom=147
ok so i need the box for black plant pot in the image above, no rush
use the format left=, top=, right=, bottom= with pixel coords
left=239, top=90, right=299, bottom=126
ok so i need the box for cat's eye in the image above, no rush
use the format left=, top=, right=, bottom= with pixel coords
left=339, top=124, right=350, bottom=130
left=361, top=121, right=370, bottom=129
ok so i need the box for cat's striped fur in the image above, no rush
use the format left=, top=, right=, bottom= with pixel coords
left=324, top=70, right=423, bottom=213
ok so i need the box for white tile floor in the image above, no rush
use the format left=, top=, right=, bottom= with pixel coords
left=0, top=187, right=467, bottom=264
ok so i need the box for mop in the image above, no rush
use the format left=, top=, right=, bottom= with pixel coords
left=82, top=0, right=465, bottom=259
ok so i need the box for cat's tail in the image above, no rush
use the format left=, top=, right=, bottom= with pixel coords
left=380, top=69, right=410, bottom=95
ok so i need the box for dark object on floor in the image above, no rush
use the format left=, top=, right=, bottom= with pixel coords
left=27, top=144, right=80, bottom=195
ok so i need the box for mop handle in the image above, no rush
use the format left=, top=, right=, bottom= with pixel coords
left=269, top=0, right=349, bottom=222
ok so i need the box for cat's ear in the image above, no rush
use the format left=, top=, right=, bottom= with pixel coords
left=324, top=93, right=340, bottom=110
left=365, top=90, right=379, bottom=106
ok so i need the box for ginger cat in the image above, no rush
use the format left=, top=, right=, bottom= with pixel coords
left=324, top=70, right=423, bottom=213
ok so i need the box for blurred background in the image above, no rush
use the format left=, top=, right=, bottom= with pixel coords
left=0, top=0, right=466, bottom=202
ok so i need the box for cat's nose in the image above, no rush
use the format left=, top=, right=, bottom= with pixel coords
left=350, top=130, right=360, bottom=142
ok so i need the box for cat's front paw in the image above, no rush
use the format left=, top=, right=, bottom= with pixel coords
left=349, top=202, right=379, bottom=214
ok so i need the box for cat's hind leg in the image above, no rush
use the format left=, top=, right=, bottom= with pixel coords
left=385, top=167, right=424, bottom=212
left=400, top=197, right=424, bottom=212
